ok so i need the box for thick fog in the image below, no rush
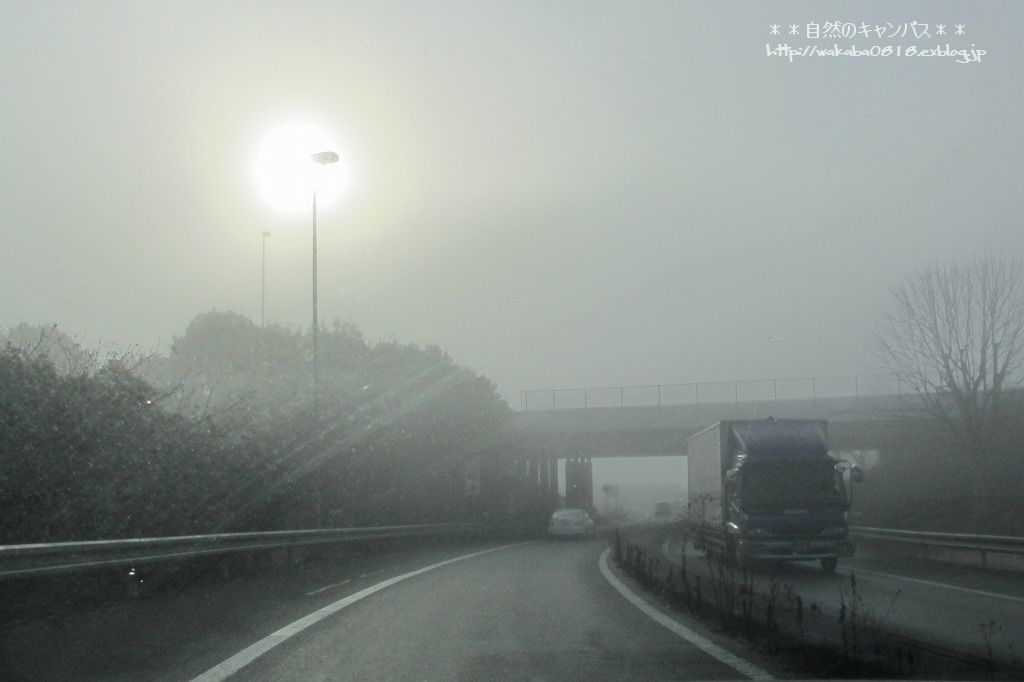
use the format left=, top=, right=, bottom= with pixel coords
left=2, top=0, right=1022, bottom=402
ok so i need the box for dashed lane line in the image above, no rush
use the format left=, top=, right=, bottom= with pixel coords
left=192, top=541, right=532, bottom=681
left=303, top=579, right=351, bottom=596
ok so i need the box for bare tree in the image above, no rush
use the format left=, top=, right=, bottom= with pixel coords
left=877, top=257, right=1024, bottom=482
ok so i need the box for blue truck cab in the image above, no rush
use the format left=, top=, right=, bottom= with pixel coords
left=688, top=418, right=860, bottom=572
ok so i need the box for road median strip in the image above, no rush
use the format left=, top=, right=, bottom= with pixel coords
left=598, top=547, right=773, bottom=681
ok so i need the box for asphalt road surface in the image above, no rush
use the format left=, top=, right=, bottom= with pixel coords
left=209, top=539, right=760, bottom=681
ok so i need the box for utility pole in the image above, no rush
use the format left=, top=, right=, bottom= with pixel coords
left=261, top=231, right=270, bottom=327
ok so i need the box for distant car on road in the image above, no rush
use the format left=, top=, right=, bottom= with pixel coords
left=651, top=501, right=677, bottom=524
left=547, top=508, right=596, bottom=539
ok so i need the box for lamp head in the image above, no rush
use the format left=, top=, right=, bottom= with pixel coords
left=311, top=150, right=339, bottom=165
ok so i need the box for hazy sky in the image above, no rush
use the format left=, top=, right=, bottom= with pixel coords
left=2, top=1, right=1022, bottom=403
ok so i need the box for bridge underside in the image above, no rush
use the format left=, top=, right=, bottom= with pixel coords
left=504, top=395, right=918, bottom=512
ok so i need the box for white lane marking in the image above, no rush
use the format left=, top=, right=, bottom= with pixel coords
left=193, top=542, right=532, bottom=681
left=599, top=548, right=773, bottom=681
left=303, top=578, right=351, bottom=596
left=850, top=567, right=1024, bottom=605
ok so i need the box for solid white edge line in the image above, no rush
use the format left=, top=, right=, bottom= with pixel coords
left=598, top=547, right=773, bottom=681
left=851, top=567, right=1024, bottom=605
left=192, top=541, right=531, bottom=682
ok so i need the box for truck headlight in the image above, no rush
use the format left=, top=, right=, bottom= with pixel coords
left=820, top=526, right=847, bottom=538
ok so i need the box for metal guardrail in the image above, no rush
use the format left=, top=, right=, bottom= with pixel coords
left=0, top=523, right=510, bottom=580
left=9, top=523, right=1018, bottom=581
left=850, top=525, right=1024, bottom=566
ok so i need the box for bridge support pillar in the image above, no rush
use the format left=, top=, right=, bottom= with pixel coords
left=564, top=457, right=593, bottom=510
left=528, top=458, right=539, bottom=486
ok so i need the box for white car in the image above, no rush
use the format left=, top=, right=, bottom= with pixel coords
left=547, top=508, right=596, bottom=539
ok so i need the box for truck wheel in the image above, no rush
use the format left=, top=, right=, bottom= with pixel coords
left=820, top=556, right=838, bottom=573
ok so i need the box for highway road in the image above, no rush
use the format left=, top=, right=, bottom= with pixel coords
left=196, top=539, right=769, bottom=681
left=11, top=531, right=1019, bottom=680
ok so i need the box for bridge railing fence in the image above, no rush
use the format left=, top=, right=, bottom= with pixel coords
left=520, top=374, right=906, bottom=411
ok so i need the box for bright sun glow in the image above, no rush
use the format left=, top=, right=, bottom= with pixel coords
left=253, top=122, right=350, bottom=213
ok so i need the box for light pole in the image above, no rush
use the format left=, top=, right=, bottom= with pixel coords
left=260, top=231, right=270, bottom=327
left=310, top=150, right=339, bottom=414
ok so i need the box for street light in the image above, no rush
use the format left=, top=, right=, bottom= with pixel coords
left=260, top=231, right=271, bottom=328
left=310, top=150, right=339, bottom=414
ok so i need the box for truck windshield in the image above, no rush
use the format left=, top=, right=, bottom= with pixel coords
left=741, top=460, right=844, bottom=512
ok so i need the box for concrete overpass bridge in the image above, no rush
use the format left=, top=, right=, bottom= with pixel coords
left=507, top=380, right=922, bottom=509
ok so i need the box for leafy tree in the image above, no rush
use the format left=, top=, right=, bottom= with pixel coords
left=1, top=311, right=516, bottom=542
left=2, top=323, right=99, bottom=375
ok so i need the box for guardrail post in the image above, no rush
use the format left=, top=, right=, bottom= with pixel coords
left=657, top=384, right=662, bottom=406
left=620, top=386, right=624, bottom=407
